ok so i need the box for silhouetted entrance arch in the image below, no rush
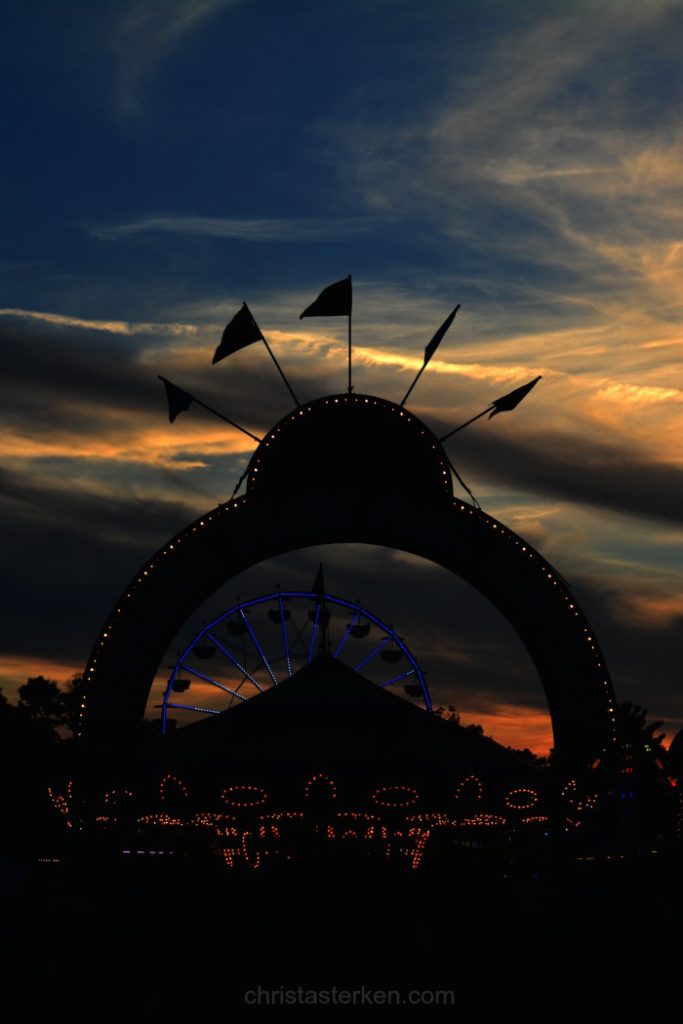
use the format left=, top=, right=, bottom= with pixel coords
left=80, top=394, right=618, bottom=764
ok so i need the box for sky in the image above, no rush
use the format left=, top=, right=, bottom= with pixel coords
left=1, top=0, right=681, bottom=753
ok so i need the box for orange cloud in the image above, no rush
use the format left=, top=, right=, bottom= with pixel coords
left=618, top=593, right=683, bottom=629
left=2, top=419, right=254, bottom=467
left=0, top=655, right=83, bottom=702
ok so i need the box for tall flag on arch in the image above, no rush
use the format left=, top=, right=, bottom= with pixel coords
left=299, top=276, right=352, bottom=319
left=213, top=303, right=264, bottom=364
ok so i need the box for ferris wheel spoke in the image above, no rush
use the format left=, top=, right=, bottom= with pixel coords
left=279, top=592, right=293, bottom=678
left=333, top=608, right=361, bottom=659
left=217, top=633, right=251, bottom=660
left=205, top=631, right=263, bottom=691
left=240, top=609, right=279, bottom=685
left=380, top=667, right=416, bottom=688
left=354, top=635, right=391, bottom=672
left=288, top=615, right=310, bottom=656
left=181, top=663, right=248, bottom=701
left=226, top=676, right=250, bottom=709
left=166, top=702, right=221, bottom=715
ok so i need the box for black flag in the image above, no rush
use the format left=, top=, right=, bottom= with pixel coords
left=300, top=276, right=352, bottom=319
left=424, top=304, right=460, bottom=366
left=312, top=563, right=325, bottom=601
left=489, top=376, right=542, bottom=418
left=213, top=303, right=264, bottom=364
left=160, top=376, right=193, bottom=423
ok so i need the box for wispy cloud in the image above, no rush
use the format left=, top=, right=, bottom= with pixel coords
left=333, top=6, right=683, bottom=326
left=0, top=308, right=199, bottom=336
left=109, top=0, right=241, bottom=116
left=88, top=214, right=377, bottom=242
left=304, top=9, right=683, bottom=496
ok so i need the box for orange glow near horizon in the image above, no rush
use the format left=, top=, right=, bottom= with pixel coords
left=3, top=656, right=677, bottom=753
left=458, top=704, right=555, bottom=756
left=148, top=674, right=557, bottom=755
left=0, top=655, right=83, bottom=702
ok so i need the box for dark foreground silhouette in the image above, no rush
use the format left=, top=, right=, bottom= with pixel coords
left=3, top=849, right=681, bottom=1021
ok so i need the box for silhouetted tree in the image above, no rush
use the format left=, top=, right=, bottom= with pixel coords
left=434, top=705, right=460, bottom=725
left=9, top=674, right=89, bottom=739
left=434, top=705, right=483, bottom=734
left=617, top=700, right=675, bottom=848
left=506, top=746, right=549, bottom=768
left=2, top=679, right=65, bottom=859
left=618, top=700, right=666, bottom=752
left=16, top=676, right=65, bottom=733
left=60, top=674, right=86, bottom=737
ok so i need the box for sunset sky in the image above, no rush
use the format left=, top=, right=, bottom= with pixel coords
left=1, top=0, right=681, bottom=753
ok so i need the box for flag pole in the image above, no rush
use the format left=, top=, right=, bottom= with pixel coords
left=260, top=336, right=300, bottom=407
left=399, top=362, right=427, bottom=407
left=348, top=307, right=352, bottom=394
left=298, top=274, right=353, bottom=392
left=242, top=304, right=300, bottom=406
left=439, top=375, right=542, bottom=441
left=400, top=303, right=460, bottom=407
left=445, top=456, right=480, bottom=508
left=157, top=376, right=262, bottom=442
left=438, top=406, right=494, bottom=443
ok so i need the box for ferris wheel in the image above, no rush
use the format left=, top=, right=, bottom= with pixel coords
left=161, top=589, right=430, bottom=733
